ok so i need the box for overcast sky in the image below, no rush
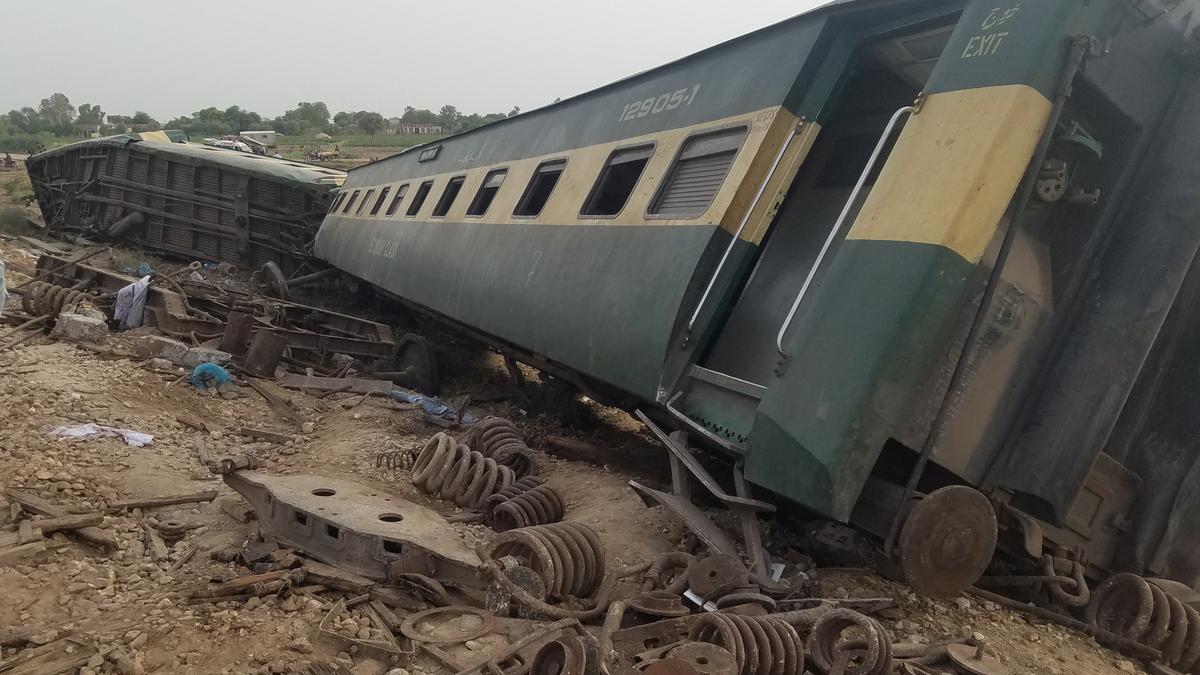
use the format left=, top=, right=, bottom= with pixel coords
left=1, top=0, right=834, bottom=121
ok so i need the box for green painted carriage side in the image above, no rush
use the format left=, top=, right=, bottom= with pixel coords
left=744, top=0, right=1136, bottom=520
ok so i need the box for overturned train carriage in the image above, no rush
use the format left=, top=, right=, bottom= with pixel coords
left=26, top=134, right=345, bottom=275
left=316, top=0, right=1200, bottom=593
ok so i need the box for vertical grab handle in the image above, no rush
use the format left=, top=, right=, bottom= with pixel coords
left=775, top=105, right=915, bottom=357
left=682, top=120, right=806, bottom=344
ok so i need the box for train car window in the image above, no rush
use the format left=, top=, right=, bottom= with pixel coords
left=431, top=176, right=466, bottom=217
left=342, top=190, right=361, bottom=214
left=406, top=181, right=434, bottom=216
left=581, top=145, right=654, bottom=217
left=328, top=193, right=345, bottom=213
left=649, top=127, right=747, bottom=218
left=356, top=189, right=376, bottom=216
left=386, top=184, right=410, bottom=216
left=467, top=169, right=508, bottom=216
left=370, top=186, right=391, bottom=216
left=514, top=160, right=566, bottom=217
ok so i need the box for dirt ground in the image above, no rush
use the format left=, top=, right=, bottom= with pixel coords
left=0, top=236, right=1152, bottom=675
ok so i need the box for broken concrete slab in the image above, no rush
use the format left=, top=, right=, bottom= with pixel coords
left=132, top=334, right=231, bottom=369
left=50, top=313, right=108, bottom=343
left=180, top=347, right=232, bottom=369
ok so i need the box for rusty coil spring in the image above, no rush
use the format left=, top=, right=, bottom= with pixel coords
left=375, top=447, right=416, bottom=474
left=806, top=608, right=893, bottom=675
left=463, top=416, right=538, bottom=478
left=21, top=281, right=90, bottom=317
left=412, top=432, right=516, bottom=509
left=484, top=477, right=566, bottom=532
left=688, top=612, right=805, bottom=675
left=1087, top=573, right=1200, bottom=671
left=487, top=522, right=606, bottom=599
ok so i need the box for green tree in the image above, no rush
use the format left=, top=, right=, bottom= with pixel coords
left=130, top=111, right=161, bottom=130
left=77, top=103, right=105, bottom=126
left=280, top=101, right=331, bottom=132
left=401, top=107, right=437, bottom=125
left=508, top=106, right=521, bottom=118
left=332, top=111, right=354, bottom=129
left=357, top=111, right=385, bottom=135
left=438, top=104, right=461, bottom=131
left=38, top=93, right=75, bottom=129
left=6, top=108, right=41, bottom=133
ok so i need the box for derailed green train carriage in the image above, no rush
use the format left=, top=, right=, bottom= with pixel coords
left=317, top=0, right=1200, bottom=591
left=26, top=133, right=346, bottom=275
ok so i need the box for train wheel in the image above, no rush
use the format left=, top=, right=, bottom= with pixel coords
left=898, top=485, right=997, bottom=599
left=260, top=261, right=289, bottom=301
left=394, top=333, right=439, bottom=396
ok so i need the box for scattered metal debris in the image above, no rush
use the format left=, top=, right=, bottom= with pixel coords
left=26, top=252, right=396, bottom=374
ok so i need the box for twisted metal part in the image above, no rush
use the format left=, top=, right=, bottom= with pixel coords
left=1042, top=555, right=1091, bottom=608
left=486, top=522, right=607, bottom=599
left=805, top=609, right=892, bottom=675
left=485, top=480, right=566, bottom=532
left=1086, top=572, right=1200, bottom=672
left=462, top=416, right=538, bottom=477
left=411, top=432, right=516, bottom=509
left=688, top=612, right=805, bottom=675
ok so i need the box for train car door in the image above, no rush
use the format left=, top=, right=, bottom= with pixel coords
left=671, top=20, right=957, bottom=451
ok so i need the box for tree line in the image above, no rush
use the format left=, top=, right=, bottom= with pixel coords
left=1, top=92, right=523, bottom=151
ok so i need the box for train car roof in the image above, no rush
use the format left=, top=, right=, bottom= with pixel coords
left=31, top=135, right=347, bottom=187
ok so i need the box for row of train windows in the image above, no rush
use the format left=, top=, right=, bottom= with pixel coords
left=327, top=125, right=747, bottom=221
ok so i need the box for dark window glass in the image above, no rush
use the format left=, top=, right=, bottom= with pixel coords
left=406, top=181, right=434, bottom=216
left=581, top=145, right=653, bottom=216
left=342, top=190, right=360, bottom=214
left=431, top=176, right=466, bottom=217
left=514, top=160, right=566, bottom=217
left=356, top=189, right=375, bottom=215
left=467, top=169, right=507, bottom=216
left=370, top=186, right=391, bottom=216
left=385, top=184, right=409, bottom=216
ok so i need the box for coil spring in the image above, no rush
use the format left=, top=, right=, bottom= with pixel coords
left=806, top=609, right=893, bottom=675
left=688, top=612, right=805, bottom=675
left=484, top=479, right=566, bottom=532
left=463, top=417, right=538, bottom=478
left=375, top=448, right=416, bottom=474
left=487, top=522, right=606, bottom=599
left=1087, top=573, right=1200, bottom=672
left=411, top=432, right=516, bottom=509
left=21, top=281, right=89, bottom=317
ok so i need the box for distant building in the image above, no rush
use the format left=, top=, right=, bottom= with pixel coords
left=385, top=119, right=443, bottom=136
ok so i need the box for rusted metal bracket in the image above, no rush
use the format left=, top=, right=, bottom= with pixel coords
left=220, top=470, right=485, bottom=584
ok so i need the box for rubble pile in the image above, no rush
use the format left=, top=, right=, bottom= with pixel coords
left=0, top=238, right=1163, bottom=675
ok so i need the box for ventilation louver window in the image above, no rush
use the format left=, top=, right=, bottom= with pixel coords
left=650, top=127, right=747, bottom=218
